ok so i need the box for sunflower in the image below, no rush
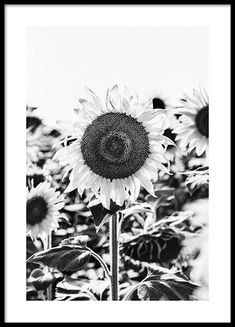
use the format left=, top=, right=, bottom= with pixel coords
left=143, top=90, right=169, bottom=111
left=26, top=181, right=64, bottom=239
left=144, top=93, right=178, bottom=146
left=119, top=211, right=193, bottom=265
left=120, top=228, right=182, bottom=264
left=53, top=85, right=174, bottom=210
left=172, top=87, right=209, bottom=156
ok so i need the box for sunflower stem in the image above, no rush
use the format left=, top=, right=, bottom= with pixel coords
left=43, top=232, right=53, bottom=301
left=110, top=212, right=119, bottom=301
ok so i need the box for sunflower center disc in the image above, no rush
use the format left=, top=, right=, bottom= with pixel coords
left=100, top=131, right=132, bottom=163
left=81, top=112, right=150, bottom=179
left=27, top=196, right=48, bottom=225
left=195, top=106, right=209, bottom=137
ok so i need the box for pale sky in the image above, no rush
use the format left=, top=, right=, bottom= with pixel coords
left=26, top=26, right=208, bottom=127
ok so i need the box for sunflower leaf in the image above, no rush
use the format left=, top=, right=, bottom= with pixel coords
left=55, top=276, right=103, bottom=301
left=27, top=244, right=91, bottom=273
left=59, top=235, right=90, bottom=247
left=136, top=267, right=198, bottom=301
left=121, top=203, right=154, bottom=218
left=28, top=268, right=63, bottom=291
left=88, top=198, right=125, bottom=229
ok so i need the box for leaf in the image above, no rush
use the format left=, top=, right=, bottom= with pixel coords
left=119, top=232, right=139, bottom=244
left=55, top=276, right=99, bottom=301
left=28, top=268, right=63, bottom=290
left=121, top=203, right=154, bottom=218
left=26, top=236, right=42, bottom=259
left=56, top=275, right=84, bottom=292
left=88, top=201, right=111, bottom=229
left=27, top=244, right=91, bottom=273
left=56, top=292, right=97, bottom=301
left=88, top=197, right=125, bottom=230
left=134, top=267, right=198, bottom=301
left=81, top=279, right=109, bottom=299
left=59, top=235, right=89, bottom=246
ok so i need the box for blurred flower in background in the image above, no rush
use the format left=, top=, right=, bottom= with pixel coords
left=144, top=93, right=178, bottom=141
left=26, top=105, right=63, bottom=169
left=120, top=225, right=183, bottom=264
left=172, top=87, right=209, bottom=157
left=143, top=92, right=180, bottom=168
left=26, top=181, right=64, bottom=239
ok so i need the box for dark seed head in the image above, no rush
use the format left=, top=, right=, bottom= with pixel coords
left=195, top=106, right=209, bottom=137
left=27, top=196, right=48, bottom=225
left=80, top=112, right=150, bottom=179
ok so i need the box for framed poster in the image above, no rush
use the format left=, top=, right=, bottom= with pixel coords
left=5, top=4, right=231, bottom=323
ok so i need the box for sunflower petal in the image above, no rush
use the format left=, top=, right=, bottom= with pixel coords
left=135, top=171, right=156, bottom=197
left=100, top=178, right=111, bottom=209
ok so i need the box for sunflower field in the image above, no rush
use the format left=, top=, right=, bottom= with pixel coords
left=26, top=86, right=209, bottom=301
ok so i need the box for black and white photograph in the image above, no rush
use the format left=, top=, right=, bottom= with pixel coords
left=5, top=4, right=230, bottom=323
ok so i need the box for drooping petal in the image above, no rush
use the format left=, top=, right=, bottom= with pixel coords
left=135, top=170, right=156, bottom=197
left=100, top=178, right=111, bottom=209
